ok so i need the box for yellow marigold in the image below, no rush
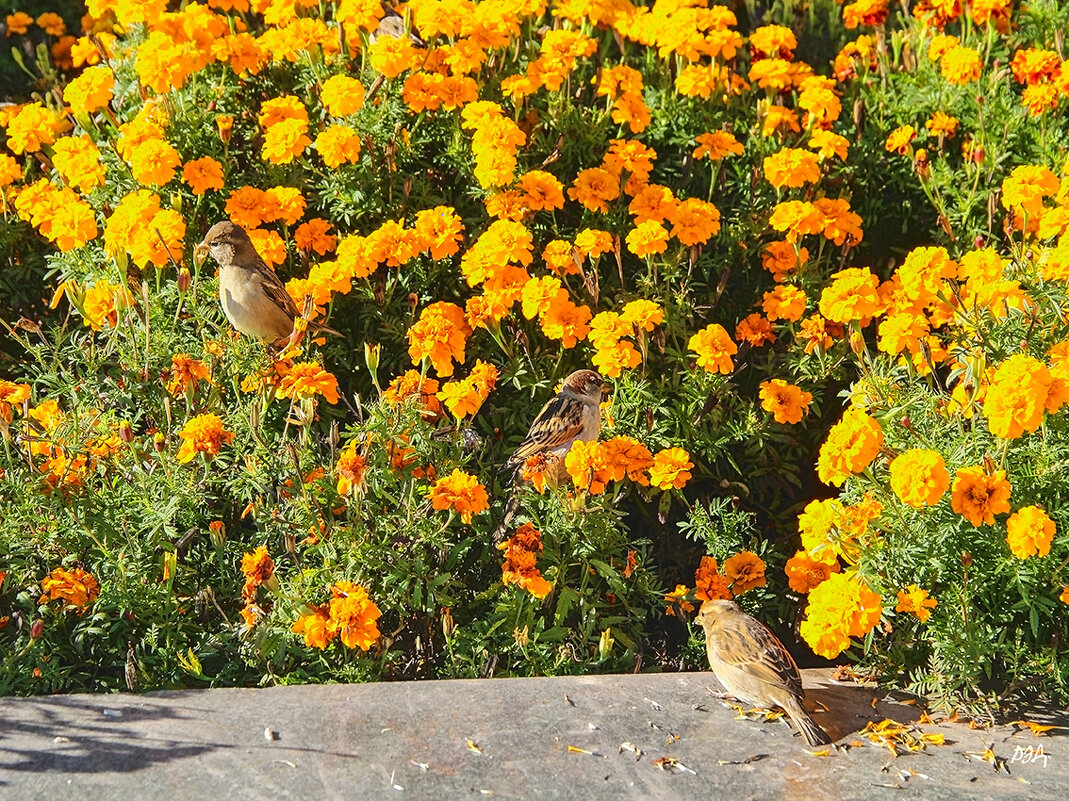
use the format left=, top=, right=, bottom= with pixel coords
left=277, top=362, right=341, bottom=404
left=950, top=466, right=1011, bottom=526
left=539, top=298, right=591, bottom=348
left=1001, top=164, right=1059, bottom=219
left=664, top=584, right=695, bottom=616
left=941, top=45, right=982, bottom=84
left=591, top=339, right=640, bottom=378
left=982, top=354, right=1052, bottom=439
left=40, top=567, right=100, bottom=610
left=723, top=551, right=766, bottom=594
left=129, top=138, right=181, bottom=187
left=649, top=447, right=693, bottom=490
left=500, top=523, right=552, bottom=599
left=621, top=298, right=664, bottom=331
left=429, top=468, right=489, bottom=524
left=1005, top=506, right=1055, bottom=559
left=292, top=604, right=334, bottom=650
left=368, top=34, right=420, bottom=78
left=321, top=74, right=365, bottom=116
left=5, top=102, right=57, bottom=154
left=819, top=267, right=882, bottom=324
left=689, top=323, right=737, bottom=374
left=327, top=581, right=381, bottom=650
left=63, top=65, right=114, bottom=115
left=895, top=585, right=937, bottom=623
left=925, top=111, right=959, bottom=138
left=769, top=199, right=825, bottom=242
left=175, top=413, right=234, bottom=463
left=763, top=147, right=821, bottom=189
left=407, top=301, right=472, bottom=377
left=799, top=572, right=882, bottom=659
left=694, top=556, right=731, bottom=601
left=889, top=449, right=949, bottom=508
left=785, top=550, right=840, bottom=594
left=884, top=125, right=915, bottom=154
left=817, top=406, right=884, bottom=487
left=315, top=125, right=362, bottom=168
left=437, top=360, right=497, bottom=420
left=564, top=439, right=612, bottom=495
left=759, top=379, right=812, bottom=424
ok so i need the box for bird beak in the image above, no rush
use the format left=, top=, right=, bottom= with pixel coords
left=193, top=241, right=209, bottom=269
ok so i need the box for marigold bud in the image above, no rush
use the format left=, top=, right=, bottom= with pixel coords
left=30, top=619, right=45, bottom=639
left=177, top=267, right=191, bottom=293
left=119, top=420, right=134, bottom=443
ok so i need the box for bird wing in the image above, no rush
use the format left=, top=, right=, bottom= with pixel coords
left=713, top=618, right=804, bottom=698
left=505, top=393, right=589, bottom=470
left=254, top=259, right=300, bottom=320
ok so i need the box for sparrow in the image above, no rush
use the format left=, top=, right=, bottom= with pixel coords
left=697, top=599, right=831, bottom=747
left=492, top=370, right=603, bottom=542
left=194, top=221, right=340, bottom=345
left=503, top=369, right=604, bottom=475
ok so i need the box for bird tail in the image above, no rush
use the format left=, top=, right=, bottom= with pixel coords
left=308, top=320, right=342, bottom=337
left=789, top=705, right=831, bottom=747
left=491, top=491, right=522, bottom=545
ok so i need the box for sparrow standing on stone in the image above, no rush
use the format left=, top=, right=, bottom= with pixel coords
left=194, top=221, right=339, bottom=345
left=697, top=599, right=831, bottom=747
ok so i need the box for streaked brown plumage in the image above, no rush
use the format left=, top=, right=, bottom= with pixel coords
left=697, top=599, right=831, bottom=747
left=503, top=369, right=603, bottom=475
left=195, top=221, right=340, bottom=344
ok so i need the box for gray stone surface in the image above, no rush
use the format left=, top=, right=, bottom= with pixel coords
left=0, top=670, right=1066, bottom=800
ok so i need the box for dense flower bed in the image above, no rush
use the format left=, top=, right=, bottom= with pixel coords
left=1, top=0, right=1068, bottom=709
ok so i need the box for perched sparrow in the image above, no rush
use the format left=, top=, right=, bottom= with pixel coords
left=369, top=4, right=426, bottom=47
left=492, top=369, right=603, bottom=542
left=195, top=222, right=339, bottom=344
left=503, top=369, right=604, bottom=475
left=697, top=599, right=831, bottom=747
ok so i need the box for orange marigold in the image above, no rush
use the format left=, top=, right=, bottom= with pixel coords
left=40, top=567, right=100, bottom=610
left=175, top=413, right=234, bottom=463
left=950, top=466, right=1011, bottom=526
left=723, top=551, right=766, bottom=594
left=429, top=469, right=489, bottom=523
left=1005, top=506, right=1055, bottom=559
left=895, top=585, right=937, bottom=623
left=694, top=556, right=731, bottom=601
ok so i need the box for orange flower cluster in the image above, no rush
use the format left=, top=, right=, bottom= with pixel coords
left=500, top=523, right=552, bottom=599
left=888, top=449, right=949, bottom=508
left=407, top=301, right=472, bottom=377
left=104, top=189, right=186, bottom=269
left=336, top=440, right=368, bottom=496
left=895, top=585, right=937, bottom=623
left=759, top=379, right=812, bottom=424
left=276, top=362, right=341, bottom=405
left=291, top=581, right=381, bottom=651
left=587, top=299, right=663, bottom=378
left=166, top=354, right=211, bottom=398
left=12, top=179, right=97, bottom=252
left=462, top=101, right=525, bottom=189
left=240, top=546, right=275, bottom=605
left=817, top=406, right=884, bottom=487
left=648, top=447, right=693, bottom=491
left=40, top=567, right=100, bottom=611
left=799, top=572, right=882, bottom=659
left=564, top=437, right=653, bottom=494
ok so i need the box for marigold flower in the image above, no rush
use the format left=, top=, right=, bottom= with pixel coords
left=763, top=148, right=821, bottom=189
left=950, top=466, right=1010, bottom=526
left=327, top=581, right=381, bottom=650
left=63, top=65, right=114, bottom=115
left=694, top=556, right=731, bottom=601
left=407, top=301, right=472, bottom=377
left=368, top=34, right=420, bottom=78
left=568, top=167, right=620, bottom=213
left=1006, top=506, right=1055, bottom=559
left=669, top=198, right=721, bottom=245
left=517, top=170, right=565, bottom=211
left=414, top=206, right=464, bottom=260
left=735, top=313, right=776, bottom=347
left=429, top=468, right=489, bottom=524
left=819, top=267, right=881, bottom=323
left=166, top=354, right=211, bottom=397
left=315, top=125, right=362, bottom=168
left=621, top=299, right=664, bottom=331
left=692, top=131, right=744, bottom=160
left=240, top=546, right=274, bottom=601
left=321, top=74, right=365, bottom=116
left=664, top=584, right=695, bottom=616
left=182, top=157, right=224, bottom=195
left=277, top=362, right=341, bottom=404
left=0, top=380, right=30, bottom=423
left=817, top=406, right=884, bottom=487
left=564, top=439, right=612, bottom=495
left=6, top=102, right=57, bottom=154
left=437, top=361, right=497, bottom=420
left=1001, top=164, right=1059, bottom=220
left=648, top=447, right=693, bottom=491
left=383, top=370, right=441, bottom=417
left=885, top=125, right=915, bottom=155
left=540, top=298, right=592, bottom=348
left=895, top=585, right=937, bottom=623
left=500, top=523, right=552, bottom=599
left=759, top=379, right=812, bottom=424
left=175, top=413, right=234, bottom=463
left=40, top=567, right=100, bottom=610
left=809, top=129, right=849, bottom=160
left=689, top=323, right=737, bottom=374
left=292, top=604, right=334, bottom=650
left=799, top=572, right=882, bottom=658
left=81, top=280, right=131, bottom=330
left=336, top=440, right=368, bottom=495
left=983, top=354, right=1052, bottom=438
left=769, top=200, right=825, bottom=242
left=785, top=550, right=839, bottom=594
left=941, top=45, right=982, bottom=84
left=889, top=449, right=949, bottom=507
left=723, top=551, right=766, bottom=594
left=762, top=284, right=806, bottom=322
left=5, top=12, right=33, bottom=35
left=129, top=139, right=181, bottom=187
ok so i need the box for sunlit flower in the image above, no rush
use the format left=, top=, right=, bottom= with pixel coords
left=429, top=469, right=489, bottom=523
left=889, top=449, right=949, bottom=507
left=277, top=362, right=341, bottom=404
left=759, top=379, right=812, bottom=424
left=500, top=523, right=552, bottom=599
left=785, top=550, right=839, bottom=594
left=694, top=556, right=731, bottom=601
left=664, top=584, right=695, bottom=616
left=327, top=581, right=381, bottom=650
left=723, top=551, right=766, bottom=594
left=895, top=586, right=937, bottom=622
left=951, top=466, right=1011, bottom=526
left=817, top=406, right=883, bottom=487
left=689, top=323, right=737, bottom=374
left=648, top=447, right=693, bottom=490
left=175, top=413, right=234, bottom=463
left=1006, top=506, right=1055, bottom=559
